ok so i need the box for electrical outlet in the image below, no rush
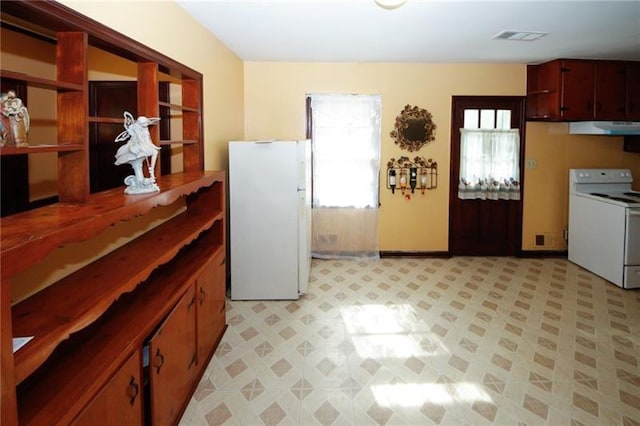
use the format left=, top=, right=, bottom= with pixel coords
left=526, top=158, right=537, bottom=169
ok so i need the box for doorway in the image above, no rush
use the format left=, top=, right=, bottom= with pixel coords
left=449, top=96, right=525, bottom=256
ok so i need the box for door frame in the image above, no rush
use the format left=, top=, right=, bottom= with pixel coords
left=448, top=95, right=526, bottom=256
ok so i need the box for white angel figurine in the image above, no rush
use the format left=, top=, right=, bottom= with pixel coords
left=114, top=111, right=161, bottom=194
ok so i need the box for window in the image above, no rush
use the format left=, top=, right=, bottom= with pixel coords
left=307, top=94, right=382, bottom=260
left=458, top=108, right=521, bottom=200
left=309, top=94, right=381, bottom=208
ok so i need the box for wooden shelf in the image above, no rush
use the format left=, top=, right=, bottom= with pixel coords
left=0, top=144, right=85, bottom=156
left=527, top=89, right=554, bottom=96
left=0, top=70, right=84, bottom=92
left=12, top=204, right=223, bottom=383
left=159, top=139, right=199, bottom=145
left=88, top=116, right=127, bottom=124
left=17, top=228, right=225, bottom=425
left=1, top=171, right=223, bottom=279
left=1, top=2, right=211, bottom=424
left=158, top=101, right=199, bottom=113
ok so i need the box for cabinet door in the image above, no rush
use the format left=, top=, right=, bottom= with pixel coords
left=197, top=254, right=226, bottom=367
left=595, top=61, right=627, bottom=120
left=148, top=285, right=197, bottom=426
left=560, top=60, right=595, bottom=120
left=71, top=351, right=143, bottom=426
left=627, top=62, right=640, bottom=121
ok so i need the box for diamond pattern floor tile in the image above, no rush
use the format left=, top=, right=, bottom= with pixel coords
left=181, top=257, right=640, bottom=425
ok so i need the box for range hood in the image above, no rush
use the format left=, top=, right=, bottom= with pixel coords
left=569, top=121, right=640, bottom=135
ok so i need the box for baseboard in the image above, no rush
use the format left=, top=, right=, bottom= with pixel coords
left=518, top=249, right=567, bottom=258
left=380, top=251, right=451, bottom=258
left=379, top=250, right=567, bottom=258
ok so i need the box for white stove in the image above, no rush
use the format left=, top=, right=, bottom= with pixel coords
left=569, top=169, right=640, bottom=289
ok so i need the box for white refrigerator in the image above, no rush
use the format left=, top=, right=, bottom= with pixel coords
left=229, top=140, right=312, bottom=300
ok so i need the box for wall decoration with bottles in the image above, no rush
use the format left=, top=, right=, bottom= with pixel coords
left=386, top=156, right=438, bottom=196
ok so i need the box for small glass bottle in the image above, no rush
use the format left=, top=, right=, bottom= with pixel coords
left=389, top=169, right=397, bottom=193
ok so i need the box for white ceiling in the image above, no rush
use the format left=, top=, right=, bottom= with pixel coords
left=176, top=0, right=640, bottom=64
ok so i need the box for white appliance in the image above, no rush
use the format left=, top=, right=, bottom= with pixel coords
left=229, top=140, right=312, bottom=300
left=568, top=169, right=640, bottom=289
left=569, top=121, right=640, bottom=135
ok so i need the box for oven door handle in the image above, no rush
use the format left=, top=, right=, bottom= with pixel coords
left=629, top=210, right=640, bottom=216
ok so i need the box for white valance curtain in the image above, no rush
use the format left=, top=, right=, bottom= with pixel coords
left=458, top=128, right=521, bottom=200
left=310, top=94, right=381, bottom=260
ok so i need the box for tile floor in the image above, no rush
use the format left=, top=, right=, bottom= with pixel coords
left=180, top=257, right=640, bottom=425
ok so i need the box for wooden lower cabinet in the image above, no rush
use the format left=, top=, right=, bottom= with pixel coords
left=196, top=253, right=227, bottom=365
left=71, top=351, right=143, bottom=426
left=148, top=285, right=197, bottom=426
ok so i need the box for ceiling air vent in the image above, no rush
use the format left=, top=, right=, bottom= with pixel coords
left=493, top=30, right=548, bottom=41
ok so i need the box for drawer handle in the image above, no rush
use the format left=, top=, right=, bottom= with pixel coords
left=199, top=287, right=206, bottom=304
left=189, top=353, right=197, bottom=370
left=154, top=349, right=164, bottom=374
left=127, top=376, right=139, bottom=406
left=219, top=301, right=226, bottom=314
left=188, top=294, right=196, bottom=311
left=220, top=258, right=226, bottom=265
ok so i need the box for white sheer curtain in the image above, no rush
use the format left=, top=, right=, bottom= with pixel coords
left=310, top=94, right=381, bottom=259
left=458, top=128, right=521, bottom=200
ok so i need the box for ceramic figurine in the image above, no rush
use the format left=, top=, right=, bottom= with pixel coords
left=114, top=111, right=161, bottom=194
left=1, top=90, right=30, bottom=147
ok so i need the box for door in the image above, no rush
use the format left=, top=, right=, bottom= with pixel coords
left=560, top=59, right=595, bottom=120
left=595, top=61, right=626, bottom=120
left=71, top=350, right=143, bottom=426
left=229, top=141, right=300, bottom=300
left=148, top=285, right=197, bottom=425
left=626, top=62, right=640, bottom=120
left=196, top=253, right=226, bottom=366
left=449, top=96, right=525, bottom=256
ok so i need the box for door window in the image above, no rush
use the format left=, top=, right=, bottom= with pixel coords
left=459, top=108, right=520, bottom=200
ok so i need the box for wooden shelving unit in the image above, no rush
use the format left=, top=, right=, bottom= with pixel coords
left=0, top=2, right=225, bottom=425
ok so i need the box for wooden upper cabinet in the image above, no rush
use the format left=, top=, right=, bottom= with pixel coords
left=594, top=61, right=627, bottom=120
left=559, top=59, right=595, bottom=120
left=626, top=62, right=640, bottom=121
left=526, top=59, right=638, bottom=121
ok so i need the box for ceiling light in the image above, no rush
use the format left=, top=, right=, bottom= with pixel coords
left=493, top=30, right=549, bottom=41
left=375, top=0, right=407, bottom=10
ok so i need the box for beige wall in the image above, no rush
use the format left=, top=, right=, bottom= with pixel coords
left=244, top=62, right=640, bottom=253
left=523, top=122, right=640, bottom=250
left=244, top=62, right=526, bottom=252
left=5, top=2, right=639, bottom=257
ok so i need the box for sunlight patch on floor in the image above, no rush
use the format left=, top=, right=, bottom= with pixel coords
left=372, top=382, right=494, bottom=407
left=342, top=304, right=449, bottom=358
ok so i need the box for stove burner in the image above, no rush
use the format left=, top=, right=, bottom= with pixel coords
left=609, top=197, right=636, bottom=203
left=588, top=192, right=638, bottom=204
